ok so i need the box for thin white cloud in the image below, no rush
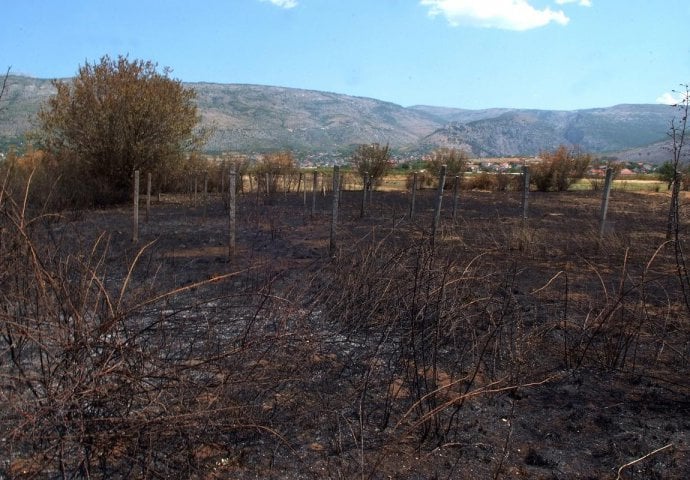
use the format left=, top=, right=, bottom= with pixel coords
left=555, top=0, right=591, bottom=6
left=420, top=0, right=569, bottom=31
left=657, top=91, right=688, bottom=105
left=260, top=0, right=298, bottom=9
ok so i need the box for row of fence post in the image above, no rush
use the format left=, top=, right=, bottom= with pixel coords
left=132, top=164, right=617, bottom=254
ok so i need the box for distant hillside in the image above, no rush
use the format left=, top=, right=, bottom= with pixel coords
left=0, top=75, right=679, bottom=159
left=609, top=139, right=675, bottom=165
left=0, top=76, right=56, bottom=147
left=416, top=105, right=673, bottom=158
left=191, top=82, right=440, bottom=153
left=408, top=105, right=515, bottom=124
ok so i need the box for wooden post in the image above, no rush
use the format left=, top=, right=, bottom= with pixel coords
left=311, top=171, right=318, bottom=217
left=253, top=174, right=260, bottom=206
left=228, top=164, right=237, bottom=261
left=133, top=170, right=140, bottom=243
left=522, top=165, right=530, bottom=220
left=431, top=165, right=447, bottom=247
left=203, top=171, right=208, bottom=222
left=361, top=172, right=369, bottom=218
left=599, top=167, right=614, bottom=239
left=329, top=165, right=341, bottom=256
left=146, top=172, right=151, bottom=223
left=301, top=173, right=307, bottom=207
left=409, top=171, right=418, bottom=219
left=220, top=165, right=225, bottom=194
left=451, top=175, right=460, bottom=221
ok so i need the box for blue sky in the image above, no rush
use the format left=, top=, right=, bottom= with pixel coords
left=2, top=0, right=689, bottom=110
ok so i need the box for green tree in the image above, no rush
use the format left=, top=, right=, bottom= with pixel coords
left=658, top=161, right=676, bottom=190
left=350, top=143, right=391, bottom=186
left=37, top=55, right=205, bottom=205
left=531, top=145, right=591, bottom=192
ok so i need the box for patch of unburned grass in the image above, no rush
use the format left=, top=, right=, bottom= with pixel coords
left=572, top=178, right=664, bottom=192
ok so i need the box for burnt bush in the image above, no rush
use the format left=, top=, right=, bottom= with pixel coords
left=0, top=181, right=300, bottom=478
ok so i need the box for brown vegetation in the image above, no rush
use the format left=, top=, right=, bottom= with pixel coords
left=350, top=143, right=392, bottom=187
left=531, top=145, right=591, bottom=192
left=1, top=169, right=689, bottom=478
left=34, top=55, right=205, bottom=206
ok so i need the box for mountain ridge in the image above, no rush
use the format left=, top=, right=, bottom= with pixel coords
left=0, top=75, right=677, bottom=161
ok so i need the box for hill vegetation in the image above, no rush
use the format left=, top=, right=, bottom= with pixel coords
left=0, top=75, right=675, bottom=159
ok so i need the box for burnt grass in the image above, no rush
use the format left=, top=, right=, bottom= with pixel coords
left=3, top=185, right=690, bottom=479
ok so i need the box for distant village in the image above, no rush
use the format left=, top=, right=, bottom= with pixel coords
left=0, top=149, right=665, bottom=177
left=294, top=151, right=662, bottom=176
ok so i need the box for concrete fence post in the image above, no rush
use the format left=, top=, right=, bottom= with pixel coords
left=599, top=167, right=614, bottom=239
left=409, top=171, right=418, bottom=220
left=361, top=172, right=369, bottom=218
left=228, top=164, right=237, bottom=260
left=329, top=165, right=341, bottom=256
left=451, top=175, right=460, bottom=221
left=133, top=170, right=140, bottom=243
left=203, top=170, right=208, bottom=222
left=146, top=172, right=152, bottom=223
left=522, top=166, right=530, bottom=220
left=431, top=165, right=447, bottom=247
left=311, top=171, right=318, bottom=217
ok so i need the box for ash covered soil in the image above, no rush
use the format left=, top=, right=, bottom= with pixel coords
left=24, top=187, right=690, bottom=479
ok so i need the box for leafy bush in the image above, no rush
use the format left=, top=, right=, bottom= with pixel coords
left=35, top=55, right=206, bottom=206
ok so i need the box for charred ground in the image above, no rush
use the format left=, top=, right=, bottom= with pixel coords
left=1, top=185, right=688, bottom=479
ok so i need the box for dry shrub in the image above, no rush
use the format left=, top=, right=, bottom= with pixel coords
left=0, top=179, right=299, bottom=478
left=252, top=151, right=298, bottom=193
left=503, top=222, right=545, bottom=254
left=351, top=143, right=392, bottom=187
left=317, top=231, right=548, bottom=445
left=531, top=145, right=591, bottom=192
left=465, top=172, right=498, bottom=190
left=495, top=172, right=518, bottom=191
left=464, top=172, right=519, bottom=191
left=424, top=148, right=468, bottom=189
left=406, top=170, right=436, bottom=189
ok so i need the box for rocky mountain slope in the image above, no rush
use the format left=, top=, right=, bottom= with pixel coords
left=191, top=82, right=440, bottom=153
left=0, top=75, right=677, bottom=159
left=414, top=105, right=673, bottom=158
